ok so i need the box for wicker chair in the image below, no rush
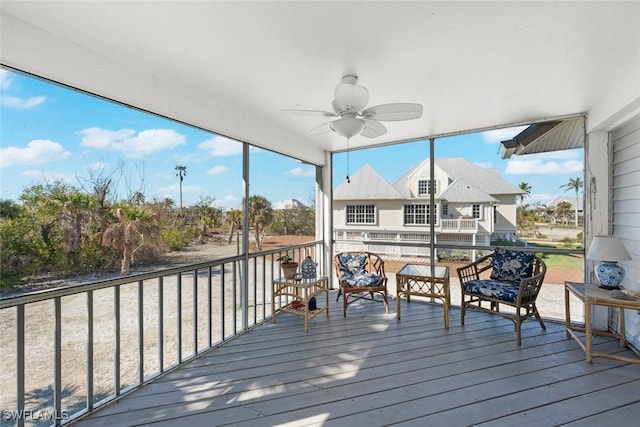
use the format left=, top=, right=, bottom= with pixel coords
left=456, top=248, right=547, bottom=345
left=334, top=251, right=389, bottom=317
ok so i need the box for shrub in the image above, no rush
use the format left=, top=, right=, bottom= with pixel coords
left=560, top=237, right=574, bottom=248
left=437, top=249, right=471, bottom=262
left=162, top=228, right=189, bottom=251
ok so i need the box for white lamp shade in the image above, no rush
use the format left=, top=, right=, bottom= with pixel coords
left=330, top=116, right=365, bottom=139
left=586, top=235, right=632, bottom=262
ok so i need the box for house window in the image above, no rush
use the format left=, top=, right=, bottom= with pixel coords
left=346, top=204, right=376, bottom=224
left=404, top=204, right=435, bottom=225
left=442, top=204, right=449, bottom=216
left=493, top=205, right=498, bottom=224
left=472, top=204, right=481, bottom=219
left=418, top=179, right=437, bottom=195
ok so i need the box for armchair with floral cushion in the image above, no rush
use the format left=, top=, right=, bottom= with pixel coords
left=334, top=251, right=389, bottom=317
left=456, top=248, right=547, bottom=345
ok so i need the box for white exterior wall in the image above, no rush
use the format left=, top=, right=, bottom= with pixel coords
left=332, top=200, right=403, bottom=228
left=612, top=116, right=640, bottom=349
left=333, top=201, right=347, bottom=227
left=494, top=195, right=518, bottom=231
left=377, top=201, right=405, bottom=228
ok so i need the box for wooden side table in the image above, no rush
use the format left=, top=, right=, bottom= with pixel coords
left=272, top=276, right=329, bottom=332
left=396, top=264, right=450, bottom=329
left=564, top=281, right=640, bottom=364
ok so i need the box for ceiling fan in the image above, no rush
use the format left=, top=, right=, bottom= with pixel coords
left=281, top=75, right=423, bottom=139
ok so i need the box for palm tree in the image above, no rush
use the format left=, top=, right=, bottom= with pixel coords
left=559, top=177, right=583, bottom=227
left=225, top=209, right=242, bottom=244
left=175, top=165, right=187, bottom=216
left=248, top=195, right=273, bottom=251
left=518, top=182, right=531, bottom=213
left=102, top=205, right=157, bottom=274
left=554, top=200, right=573, bottom=225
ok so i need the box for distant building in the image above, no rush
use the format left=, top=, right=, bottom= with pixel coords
left=547, top=195, right=583, bottom=221
left=273, top=199, right=308, bottom=210
left=333, top=158, right=524, bottom=257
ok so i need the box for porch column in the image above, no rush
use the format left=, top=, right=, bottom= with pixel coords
left=585, top=130, right=610, bottom=330
left=323, top=151, right=334, bottom=289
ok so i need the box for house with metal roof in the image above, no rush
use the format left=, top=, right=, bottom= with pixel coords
left=546, top=195, right=585, bottom=225
left=333, top=158, right=523, bottom=256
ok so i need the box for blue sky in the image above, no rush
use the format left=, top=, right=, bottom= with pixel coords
left=1, top=69, right=584, bottom=209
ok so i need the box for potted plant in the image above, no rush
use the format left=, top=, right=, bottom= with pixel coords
left=277, top=253, right=298, bottom=280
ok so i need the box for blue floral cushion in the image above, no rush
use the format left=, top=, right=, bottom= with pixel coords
left=338, top=253, right=382, bottom=287
left=338, top=253, right=367, bottom=275
left=342, top=271, right=383, bottom=288
left=490, top=248, right=534, bottom=283
left=463, top=279, right=520, bottom=302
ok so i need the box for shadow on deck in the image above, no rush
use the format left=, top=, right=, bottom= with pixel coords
left=74, top=292, right=640, bottom=426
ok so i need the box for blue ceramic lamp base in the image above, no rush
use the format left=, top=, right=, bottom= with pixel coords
left=594, top=262, right=625, bottom=290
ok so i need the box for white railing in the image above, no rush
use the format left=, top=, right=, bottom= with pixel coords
left=440, top=218, right=478, bottom=232
left=0, top=241, right=322, bottom=427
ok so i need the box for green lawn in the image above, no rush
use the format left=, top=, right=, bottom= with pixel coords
left=527, top=242, right=584, bottom=269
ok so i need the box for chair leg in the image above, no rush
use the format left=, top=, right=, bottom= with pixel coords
left=533, top=304, right=546, bottom=329
left=343, top=290, right=348, bottom=317
left=336, top=287, right=342, bottom=302
left=460, top=296, right=466, bottom=325
left=515, top=318, right=522, bottom=346
left=382, top=292, right=389, bottom=314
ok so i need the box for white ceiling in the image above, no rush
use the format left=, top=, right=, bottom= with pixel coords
left=2, top=1, right=639, bottom=166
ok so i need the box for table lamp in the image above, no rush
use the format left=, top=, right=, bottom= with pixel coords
left=586, top=235, right=632, bottom=289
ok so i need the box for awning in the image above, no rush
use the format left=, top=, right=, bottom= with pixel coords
left=499, top=116, right=585, bottom=159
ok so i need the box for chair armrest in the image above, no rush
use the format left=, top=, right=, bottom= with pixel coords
left=516, top=257, right=547, bottom=303
left=370, top=255, right=386, bottom=278
left=456, top=253, right=493, bottom=285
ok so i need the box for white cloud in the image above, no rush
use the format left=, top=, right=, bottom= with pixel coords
left=2, top=95, right=46, bottom=109
left=22, top=169, right=76, bottom=183
left=198, top=136, right=242, bottom=156
left=0, top=71, right=47, bottom=108
left=78, top=127, right=186, bottom=158
left=223, top=194, right=239, bottom=202
left=530, top=193, right=553, bottom=201
left=206, top=165, right=230, bottom=175
left=0, top=69, right=11, bottom=89
left=87, top=161, right=109, bottom=172
left=157, top=183, right=203, bottom=194
left=504, top=157, right=583, bottom=175
left=285, top=167, right=315, bottom=178
left=78, top=127, right=134, bottom=149
left=1, top=140, right=71, bottom=167
left=481, top=126, right=528, bottom=144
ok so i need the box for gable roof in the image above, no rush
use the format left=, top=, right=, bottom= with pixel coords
left=273, top=199, right=308, bottom=209
left=393, top=157, right=523, bottom=198
left=547, top=195, right=584, bottom=211
left=334, top=164, right=403, bottom=200
left=434, top=158, right=523, bottom=195
left=439, top=178, right=499, bottom=203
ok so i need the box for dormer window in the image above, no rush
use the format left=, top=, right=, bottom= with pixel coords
left=418, top=179, right=437, bottom=196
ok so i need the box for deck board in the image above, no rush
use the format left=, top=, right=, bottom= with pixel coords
left=74, top=291, right=640, bottom=426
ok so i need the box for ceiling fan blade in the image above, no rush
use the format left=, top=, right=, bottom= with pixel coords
left=362, top=103, right=423, bottom=121
left=361, top=119, right=387, bottom=138
left=334, top=82, right=369, bottom=112
left=309, top=121, right=333, bottom=135
left=280, top=109, right=337, bottom=117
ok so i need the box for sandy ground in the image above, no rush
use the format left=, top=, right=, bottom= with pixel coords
left=0, top=235, right=583, bottom=426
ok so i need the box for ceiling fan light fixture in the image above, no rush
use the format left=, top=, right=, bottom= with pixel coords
left=330, top=116, right=365, bottom=139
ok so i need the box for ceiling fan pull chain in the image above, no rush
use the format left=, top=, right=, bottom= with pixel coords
left=346, top=137, right=351, bottom=183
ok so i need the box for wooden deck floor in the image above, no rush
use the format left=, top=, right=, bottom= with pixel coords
left=75, top=293, right=640, bottom=426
